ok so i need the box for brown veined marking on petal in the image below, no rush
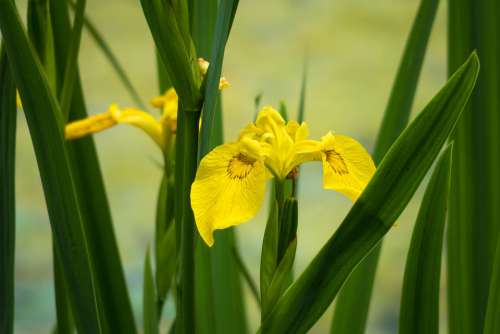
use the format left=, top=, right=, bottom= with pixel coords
left=325, top=149, right=349, bottom=175
left=227, top=153, right=256, bottom=180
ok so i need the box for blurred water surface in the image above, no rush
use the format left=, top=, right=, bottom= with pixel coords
left=13, top=0, right=447, bottom=332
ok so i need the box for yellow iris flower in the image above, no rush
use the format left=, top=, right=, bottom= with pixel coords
left=65, top=89, right=178, bottom=151
left=191, top=106, right=376, bottom=246
left=65, top=58, right=227, bottom=150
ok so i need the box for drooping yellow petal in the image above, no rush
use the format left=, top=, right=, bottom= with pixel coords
left=319, top=132, right=375, bottom=201
left=65, top=112, right=116, bottom=140
left=108, top=104, right=164, bottom=148
left=191, top=142, right=269, bottom=246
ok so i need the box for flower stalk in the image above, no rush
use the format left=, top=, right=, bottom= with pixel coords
left=175, top=105, right=202, bottom=334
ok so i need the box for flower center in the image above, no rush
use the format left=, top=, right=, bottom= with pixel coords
left=325, top=149, right=349, bottom=175
left=227, top=154, right=256, bottom=179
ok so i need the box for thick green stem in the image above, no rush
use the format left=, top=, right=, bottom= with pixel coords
left=175, top=107, right=201, bottom=334
left=275, top=180, right=286, bottom=219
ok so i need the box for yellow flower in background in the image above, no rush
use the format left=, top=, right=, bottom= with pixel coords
left=198, top=58, right=230, bottom=90
left=65, top=58, right=229, bottom=150
left=191, top=106, right=376, bottom=246
left=150, top=87, right=179, bottom=133
left=65, top=96, right=175, bottom=150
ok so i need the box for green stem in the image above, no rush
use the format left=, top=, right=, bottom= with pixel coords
left=275, top=180, right=286, bottom=219
left=175, top=107, right=201, bottom=334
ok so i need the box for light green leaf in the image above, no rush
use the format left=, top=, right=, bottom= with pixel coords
left=144, top=250, right=159, bottom=334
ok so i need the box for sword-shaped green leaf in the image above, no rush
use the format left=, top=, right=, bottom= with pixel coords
left=260, top=52, right=479, bottom=334
left=447, top=1, right=500, bottom=333
left=144, top=250, right=159, bottom=334
left=398, top=145, right=452, bottom=334
left=50, top=2, right=137, bottom=332
left=0, top=1, right=101, bottom=332
left=483, top=239, right=500, bottom=334
left=331, top=0, right=440, bottom=332
left=0, top=45, right=16, bottom=334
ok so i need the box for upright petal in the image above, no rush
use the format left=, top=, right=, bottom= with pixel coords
left=191, top=142, right=269, bottom=246
left=320, top=132, right=375, bottom=201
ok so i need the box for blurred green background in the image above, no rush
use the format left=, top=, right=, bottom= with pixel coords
left=13, top=0, right=447, bottom=332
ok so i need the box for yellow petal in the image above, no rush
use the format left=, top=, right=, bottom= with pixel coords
left=191, top=142, right=269, bottom=246
left=65, top=112, right=116, bottom=140
left=255, top=106, right=285, bottom=130
left=219, top=77, right=230, bottom=90
left=151, top=88, right=179, bottom=133
left=320, top=132, right=375, bottom=201
left=198, top=58, right=210, bottom=75
left=108, top=104, right=164, bottom=148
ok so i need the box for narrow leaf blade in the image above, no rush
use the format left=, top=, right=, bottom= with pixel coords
left=0, top=46, right=16, bottom=334
left=398, top=145, right=452, bottom=334
left=0, top=2, right=101, bottom=332
left=261, top=53, right=479, bottom=334
left=144, top=250, right=159, bottom=334
left=331, top=0, right=440, bottom=332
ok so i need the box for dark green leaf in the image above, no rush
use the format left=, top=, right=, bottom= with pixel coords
left=156, top=51, right=171, bottom=93
left=192, top=1, right=248, bottom=333
left=50, top=2, right=137, bottom=332
left=27, top=0, right=57, bottom=91
left=156, top=223, right=176, bottom=311
left=174, top=108, right=200, bottom=334
left=331, top=0, right=440, bottom=332
left=398, top=145, right=452, bottom=334
left=261, top=52, right=479, bottom=334
left=52, top=245, right=74, bottom=334
left=484, top=238, right=500, bottom=334
left=144, top=250, right=159, bottom=334
left=260, top=199, right=279, bottom=314
left=59, top=0, right=86, bottom=119
left=0, top=45, right=16, bottom=334
left=0, top=1, right=101, bottom=331
left=26, top=6, right=74, bottom=332
left=262, top=239, right=297, bottom=322
left=447, top=1, right=500, bottom=333
left=198, top=0, right=239, bottom=159
left=278, top=198, right=298, bottom=262
left=140, top=0, right=201, bottom=109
